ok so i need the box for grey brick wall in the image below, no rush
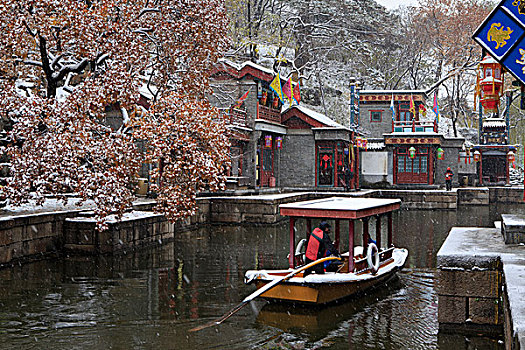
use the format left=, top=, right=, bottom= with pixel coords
left=280, top=130, right=316, bottom=187
left=359, top=103, right=393, bottom=138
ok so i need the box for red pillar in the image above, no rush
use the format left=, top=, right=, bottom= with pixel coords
left=289, top=217, right=295, bottom=268
left=348, top=220, right=354, bottom=273
left=479, top=154, right=483, bottom=185
left=363, top=218, right=369, bottom=252
left=387, top=212, right=393, bottom=247
left=376, top=215, right=382, bottom=249
left=335, top=219, right=340, bottom=251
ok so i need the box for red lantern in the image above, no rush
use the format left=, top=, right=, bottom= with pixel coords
left=473, top=150, right=481, bottom=162
left=479, top=55, right=504, bottom=114
left=261, top=91, right=267, bottom=105
left=272, top=96, right=279, bottom=108
left=508, top=150, right=516, bottom=163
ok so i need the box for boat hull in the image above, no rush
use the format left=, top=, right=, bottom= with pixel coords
left=254, top=265, right=400, bottom=304
left=246, top=247, right=408, bottom=305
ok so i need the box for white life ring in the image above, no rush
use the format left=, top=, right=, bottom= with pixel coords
left=295, top=238, right=307, bottom=256
left=367, top=243, right=380, bottom=274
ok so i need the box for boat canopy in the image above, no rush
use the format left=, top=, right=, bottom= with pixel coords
left=280, top=197, right=401, bottom=219
left=279, top=197, right=401, bottom=270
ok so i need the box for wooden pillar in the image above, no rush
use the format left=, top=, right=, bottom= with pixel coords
left=479, top=154, right=483, bottom=185
left=376, top=215, right=381, bottom=249
left=306, top=219, right=312, bottom=238
left=335, top=219, right=340, bottom=251
left=363, top=218, right=369, bottom=251
left=348, top=220, right=354, bottom=273
left=289, top=217, right=295, bottom=268
left=387, top=212, right=393, bottom=247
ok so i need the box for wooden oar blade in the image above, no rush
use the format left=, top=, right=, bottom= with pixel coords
left=188, top=256, right=341, bottom=332
left=188, top=301, right=247, bottom=332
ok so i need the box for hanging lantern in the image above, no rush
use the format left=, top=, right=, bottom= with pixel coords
left=473, top=150, right=481, bottom=162
left=478, top=55, right=504, bottom=114
left=265, top=135, right=272, bottom=148
left=437, top=147, right=444, bottom=160
left=261, top=91, right=268, bottom=105
left=508, top=150, right=516, bottom=163
left=276, top=136, right=283, bottom=149
left=272, top=96, right=279, bottom=108
left=408, top=146, right=416, bottom=159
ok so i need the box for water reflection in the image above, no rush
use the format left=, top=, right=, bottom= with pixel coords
left=0, top=205, right=516, bottom=349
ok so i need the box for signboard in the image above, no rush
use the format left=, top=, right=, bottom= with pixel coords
left=473, top=0, right=525, bottom=84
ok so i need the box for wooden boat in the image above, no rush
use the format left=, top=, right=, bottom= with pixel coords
left=244, top=196, right=408, bottom=304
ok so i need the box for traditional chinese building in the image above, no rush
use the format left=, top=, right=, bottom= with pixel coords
left=209, top=60, right=358, bottom=190
left=358, top=90, right=464, bottom=187
left=472, top=117, right=518, bottom=185
left=280, top=105, right=358, bottom=189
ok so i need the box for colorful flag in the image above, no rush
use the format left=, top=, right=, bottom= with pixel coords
left=390, top=94, right=395, bottom=120
left=270, top=73, right=284, bottom=103
left=293, top=81, right=301, bottom=104
left=409, top=95, right=416, bottom=118
left=282, top=77, right=293, bottom=106
left=233, top=90, right=250, bottom=109
left=433, top=91, right=439, bottom=123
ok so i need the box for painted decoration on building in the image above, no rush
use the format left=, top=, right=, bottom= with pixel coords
left=473, top=1, right=525, bottom=84
left=265, top=135, right=272, bottom=148
left=474, top=8, right=523, bottom=59
left=276, top=136, right=283, bottom=149
left=356, top=137, right=368, bottom=149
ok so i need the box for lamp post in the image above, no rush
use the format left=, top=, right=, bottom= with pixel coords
left=350, top=77, right=356, bottom=128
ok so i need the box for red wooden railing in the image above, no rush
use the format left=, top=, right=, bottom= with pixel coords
left=258, top=105, right=281, bottom=123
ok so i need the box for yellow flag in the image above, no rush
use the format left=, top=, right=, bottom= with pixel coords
left=270, top=73, right=284, bottom=103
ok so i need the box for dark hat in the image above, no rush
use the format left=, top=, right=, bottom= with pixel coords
left=319, top=221, right=331, bottom=231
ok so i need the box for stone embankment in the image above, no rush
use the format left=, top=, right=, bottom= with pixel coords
left=0, top=187, right=523, bottom=267
left=437, top=223, right=525, bottom=349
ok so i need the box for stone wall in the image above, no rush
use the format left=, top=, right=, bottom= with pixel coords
left=359, top=103, right=392, bottom=138
left=64, top=212, right=173, bottom=254
left=0, top=211, right=80, bottom=265
left=436, top=226, right=525, bottom=346
left=280, top=130, right=316, bottom=187
left=435, top=137, right=464, bottom=186
left=365, top=189, right=457, bottom=209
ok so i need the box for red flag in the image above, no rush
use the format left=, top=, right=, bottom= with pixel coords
left=282, top=78, right=293, bottom=105
left=409, top=96, right=416, bottom=118
left=293, top=81, right=301, bottom=104
left=233, top=90, right=250, bottom=109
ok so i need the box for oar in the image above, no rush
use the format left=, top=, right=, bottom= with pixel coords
left=189, top=255, right=341, bottom=332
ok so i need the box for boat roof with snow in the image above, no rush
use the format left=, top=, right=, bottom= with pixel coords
left=279, top=197, right=401, bottom=219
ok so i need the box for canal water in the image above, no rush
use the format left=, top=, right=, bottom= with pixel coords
left=0, top=204, right=522, bottom=349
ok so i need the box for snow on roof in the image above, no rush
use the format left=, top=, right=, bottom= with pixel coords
left=217, top=58, right=276, bottom=77
left=483, top=118, right=506, bottom=128
left=366, top=142, right=385, bottom=150
left=360, top=89, right=427, bottom=95
left=480, top=76, right=502, bottom=84
left=284, top=105, right=345, bottom=128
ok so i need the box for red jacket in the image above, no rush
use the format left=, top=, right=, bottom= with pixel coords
left=306, top=228, right=324, bottom=261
